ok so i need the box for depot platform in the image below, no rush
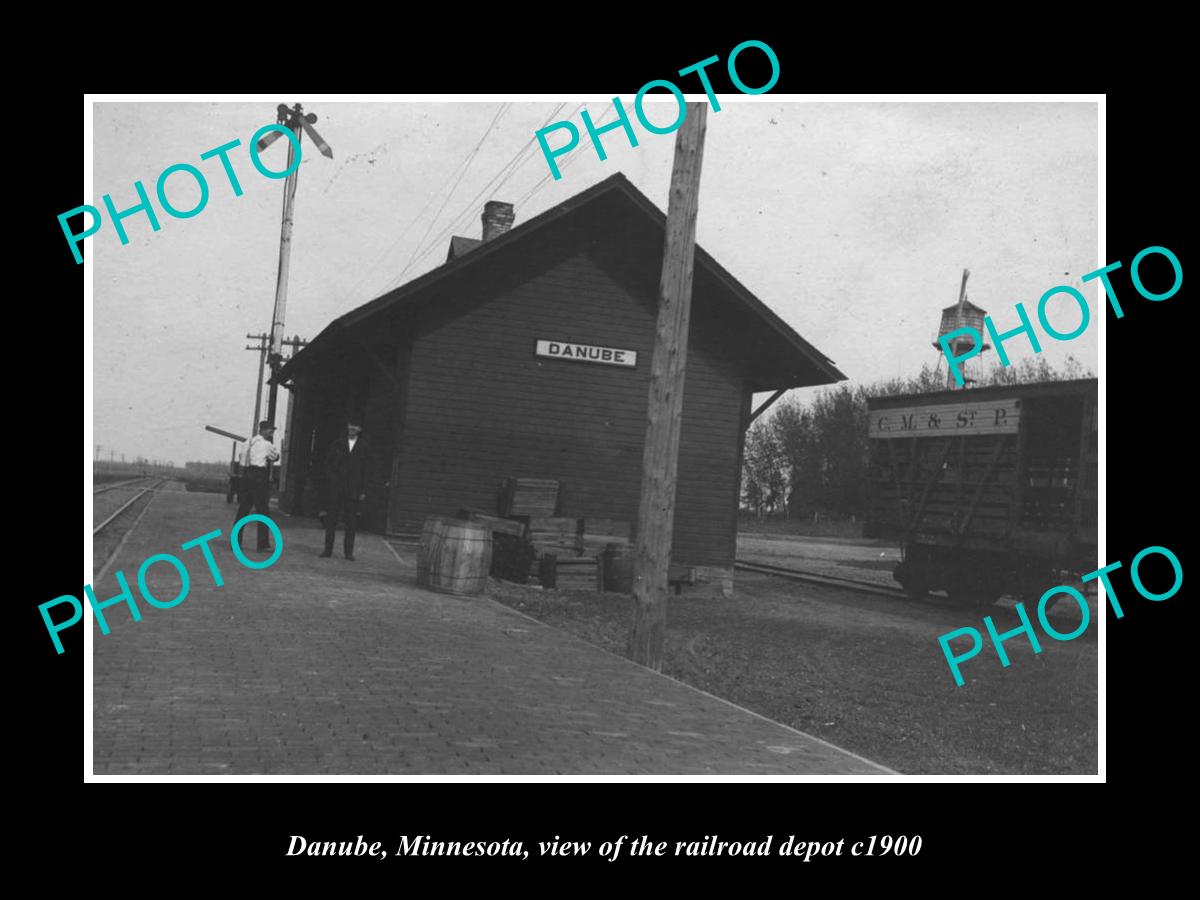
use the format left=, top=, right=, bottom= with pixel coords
left=91, top=490, right=894, bottom=775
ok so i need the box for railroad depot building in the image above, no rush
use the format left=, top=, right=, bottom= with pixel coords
left=277, top=173, right=844, bottom=595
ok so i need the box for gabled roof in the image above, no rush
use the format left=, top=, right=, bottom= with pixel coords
left=280, top=172, right=844, bottom=386
left=446, top=235, right=481, bottom=262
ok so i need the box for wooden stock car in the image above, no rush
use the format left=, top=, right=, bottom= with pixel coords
left=865, top=379, right=1097, bottom=606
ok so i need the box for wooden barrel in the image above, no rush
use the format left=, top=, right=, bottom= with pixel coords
left=417, top=516, right=455, bottom=587
left=427, top=519, right=493, bottom=596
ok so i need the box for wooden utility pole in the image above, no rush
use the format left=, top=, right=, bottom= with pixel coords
left=246, top=332, right=307, bottom=434
left=246, top=332, right=269, bottom=436
left=629, top=103, right=708, bottom=670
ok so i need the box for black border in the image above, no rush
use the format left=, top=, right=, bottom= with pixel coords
left=32, top=34, right=1187, bottom=882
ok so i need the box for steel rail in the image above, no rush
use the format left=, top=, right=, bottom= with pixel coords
left=92, top=479, right=165, bottom=536
left=93, top=477, right=153, bottom=495
left=734, top=559, right=910, bottom=600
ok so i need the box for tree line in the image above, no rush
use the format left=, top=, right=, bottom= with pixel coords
left=741, top=356, right=1093, bottom=521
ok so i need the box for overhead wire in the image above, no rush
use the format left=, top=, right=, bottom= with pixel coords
left=388, top=102, right=574, bottom=285
left=398, top=102, right=510, bottom=276
left=342, top=102, right=508, bottom=305
left=385, top=102, right=585, bottom=286
left=513, top=102, right=615, bottom=213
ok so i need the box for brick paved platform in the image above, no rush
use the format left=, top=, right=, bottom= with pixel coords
left=92, top=491, right=894, bottom=775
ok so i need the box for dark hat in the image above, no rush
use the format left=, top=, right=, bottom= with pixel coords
left=259, top=420, right=276, bottom=431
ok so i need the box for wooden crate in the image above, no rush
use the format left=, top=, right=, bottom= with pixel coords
left=581, top=518, right=632, bottom=539
left=529, top=516, right=583, bottom=561
left=459, top=507, right=527, bottom=538
left=580, top=517, right=630, bottom=556
left=581, top=535, right=630, bottom=555
left=531, top=537, right=581, bottom=553
left=539, top=554, right=600, bottom=591
left=498, top=478, right=560, bottom=518
left=528, top=516, right=581, bottom=535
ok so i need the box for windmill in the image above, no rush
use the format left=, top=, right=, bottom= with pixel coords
left=256, top=103, right=333, bottom=425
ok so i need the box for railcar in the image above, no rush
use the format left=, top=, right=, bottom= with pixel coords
left=865, top=379, right=1098, bottom=606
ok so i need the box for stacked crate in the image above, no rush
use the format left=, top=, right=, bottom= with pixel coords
left=580, top=518, right=631, bottom=555
left=482, top=478, right=628, bottom=590
left=528, top=516, right=583, bottom=557
left=460, top=507, right=527, bottom=540
left=498, top=478, right=560, bottom=517
left=582, top=519, right=632, bottom=593
left=526, top=516, right=582, bottom=580
left=539, top=554, right=600, bottom=591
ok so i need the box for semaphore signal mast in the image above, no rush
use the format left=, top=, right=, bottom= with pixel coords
left=257, top=102, right=333, bottom=426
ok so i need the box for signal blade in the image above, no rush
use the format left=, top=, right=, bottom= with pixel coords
left=302, top=120, right=334, bottom=158
left=256, top=129, right=285, bottom=152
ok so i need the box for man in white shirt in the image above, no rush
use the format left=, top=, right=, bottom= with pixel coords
left=235, top=420, right=281, bottom=551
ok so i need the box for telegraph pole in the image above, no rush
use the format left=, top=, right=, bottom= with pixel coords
left=629, top=103, right=708, bottom=671
left=257, top=103, right=332, bottom=427
left=246, top=332, right=269, bottom=436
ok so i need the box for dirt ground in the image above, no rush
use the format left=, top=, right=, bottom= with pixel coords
left=489, top=543, right=1098, bottom=775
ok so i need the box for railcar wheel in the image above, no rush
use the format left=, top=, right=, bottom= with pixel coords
left=893, top=568, right=930, bottom=603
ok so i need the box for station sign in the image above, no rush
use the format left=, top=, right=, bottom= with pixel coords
left=535, top=339, right=637, bottom=368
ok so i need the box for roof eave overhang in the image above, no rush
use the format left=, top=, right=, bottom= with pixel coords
left=278, top=174, right=845, bottom=387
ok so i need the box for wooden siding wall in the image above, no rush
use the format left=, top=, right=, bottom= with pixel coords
left=359, top=351, right=402, bottom=530
left=304, top=354, right=365, bottom=515
left=387, top=242, right=746, bottom=568
left=285, top=353, right=395, bottom=529
left=280, top=374, right=316, bottom=513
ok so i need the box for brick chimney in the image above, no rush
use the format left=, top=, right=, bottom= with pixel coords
left=481, top=200, right=515, bottom=242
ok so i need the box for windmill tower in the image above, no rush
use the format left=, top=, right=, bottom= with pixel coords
left=933, top=268, right=990, bottom=389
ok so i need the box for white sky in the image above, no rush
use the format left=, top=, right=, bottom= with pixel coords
left=91, top=99, right=1097, bottom=465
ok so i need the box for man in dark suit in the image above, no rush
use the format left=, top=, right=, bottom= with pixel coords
left=319, top=421, right=369, bottom=560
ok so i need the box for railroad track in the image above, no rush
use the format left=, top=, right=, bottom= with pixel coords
left=94, top=476, right=158, bottom=496
left=733, top=559, right=911, bottom=601
left=93, top=478, right=166, bottom=536
left=735, top=559, right=1097, bottom=618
